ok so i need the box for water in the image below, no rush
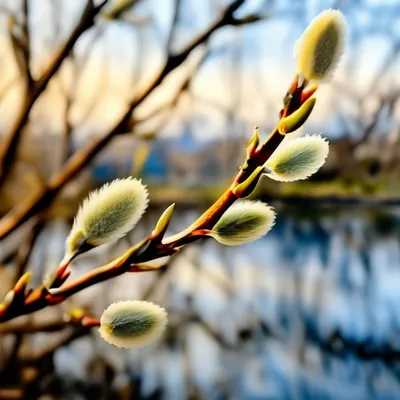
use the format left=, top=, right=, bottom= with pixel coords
left=12, top=205, right=400, bottom=398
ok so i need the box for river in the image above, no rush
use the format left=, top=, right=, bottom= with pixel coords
left=18, top=204, right=400, bottom=399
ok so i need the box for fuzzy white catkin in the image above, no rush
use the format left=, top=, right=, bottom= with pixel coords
left=209, top=201, right=276, bottom=246
left=99, top=300, right=167, bottom=348
left=65, top=177, right=148, bottom=255
left=266, top=134, right=329, bottom=182
left=295, top=9, right=346, bottom=83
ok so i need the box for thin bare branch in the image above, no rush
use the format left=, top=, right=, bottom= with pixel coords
left=7, top=17, right=28, bottom=84
left=0, top=319, right=68, bottom=335
left=0, top=0, right=253, bottom=240
left=166, top=0, right=182, bottom=53
left=22, top=327, right=91, bottom=365
left=2, top=333, right=23, bottom=369
left=12, top=219, right=44, bottom=286
left=0, top=73, right=307, bottom=323
left=21, top=0, right=33, bottom=88
left=134, top=46, right=209, bottom=125
left=0, top=0, right=109, bottom=190
left=101, top=0, right=142, bottom=20
left=353, top=88, right=400, bottom=147
left=230, top=12, right=268, bottom=25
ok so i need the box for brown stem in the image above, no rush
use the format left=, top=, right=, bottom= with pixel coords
left=22, top=327, right=91, bottom=365
left=164, top=126, right=285, bottom=243
left=0, top=239, right=160, bottom=321
left=21, top=0, right=33, bottom=88
left=0, top=0, right=250, bottom=241
left=0, top=320, right=68, bottom=335
left=165, top=0, right=182, bottom=53
left=0, top=125, right=285, bottom=323
left=12, top=219, right=44, bottom=286
left=0, top=40, right=309, bottom=325
left=102, top=0, right=141, bottom=19
left=0, top=0, right=108, bottom=190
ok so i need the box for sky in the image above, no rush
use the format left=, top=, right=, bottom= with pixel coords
left=0, top=0, right=399, bottom=143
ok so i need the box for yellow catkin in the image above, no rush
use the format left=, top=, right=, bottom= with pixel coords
left=210, top=201, right=276, bottom=246
left=295, top=9, right=346, bottom=83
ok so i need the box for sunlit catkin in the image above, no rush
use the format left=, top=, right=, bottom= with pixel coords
left=295, top=9, right=346, bottom=83
left=266, top=134, right=329, bottom=182
left=209, top=201, right=276, bottom=246
left=99, top=300, right=167, bottom=348
left=62, top=178, right=148, bottom=265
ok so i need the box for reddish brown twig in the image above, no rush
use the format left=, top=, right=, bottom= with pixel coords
left=0, top=0, right=266, bottom=241
left=0, top=74, right=311, bottom=324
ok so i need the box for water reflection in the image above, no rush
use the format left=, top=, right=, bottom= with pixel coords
left=50, top=206, right=400, bottom=398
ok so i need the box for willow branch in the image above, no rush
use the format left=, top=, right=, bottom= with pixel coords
left=0, top=0, right=256, bottom=240
left=0, top=72, right=307, bottom=324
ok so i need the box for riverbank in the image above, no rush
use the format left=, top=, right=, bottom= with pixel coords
left=147, top=181, right=400, bottom=208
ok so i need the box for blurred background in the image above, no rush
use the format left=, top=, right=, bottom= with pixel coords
left=0, top=0, right=400, bottom=399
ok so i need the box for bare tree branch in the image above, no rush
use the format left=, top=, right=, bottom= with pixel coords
left=1, top=332, right=23, bottom=383
left=166, top=0, right=182, bottom=53
left=7, top=17, right=27, bottom=84
left=0, top=319, right=68, bottom=335
left=0, top=0, right=255, bottom=240
left=0, top=0, right=109, bottom=190
left=22, top=327, right=91, bottom=365
left=21, top=0, right=33, bottom=88
left=12, top=219, right=44, bottom=286
left=134, top=46, right=209, bottom=125
left=101, top=0, right=142, bottom=20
